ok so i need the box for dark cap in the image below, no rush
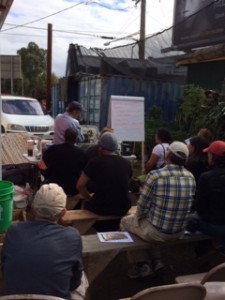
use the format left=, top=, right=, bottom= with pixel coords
left=66, top=101, right=84, bottom=112
left=98, top=132, right=118, bottom=152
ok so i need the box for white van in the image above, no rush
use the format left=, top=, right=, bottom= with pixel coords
left=1, top=95, right=54, bottom=137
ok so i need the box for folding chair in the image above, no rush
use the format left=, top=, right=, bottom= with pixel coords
left=118, top=282, right=206, bottom=300
left=0, top=295, right=65, bottom=300
left=176, top=262, right=225, bottom=284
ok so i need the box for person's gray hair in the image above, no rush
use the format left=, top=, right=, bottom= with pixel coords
left=34, top=207, right=62, bottom=222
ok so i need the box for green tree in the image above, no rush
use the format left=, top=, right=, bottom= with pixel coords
left=177, top=85, right=208, bottom=135
left=145, top=106, right=186, bottom=154
left=176, top=84, right=225, bottom=140
left=17, top=42, right=58, bottom=99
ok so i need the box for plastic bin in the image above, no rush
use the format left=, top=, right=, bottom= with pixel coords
left=0, top=181, right=14, bottom=232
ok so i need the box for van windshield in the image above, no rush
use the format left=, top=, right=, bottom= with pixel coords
left=2, top=99, right=44, bottom=115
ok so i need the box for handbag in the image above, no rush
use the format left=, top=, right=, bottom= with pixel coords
left=159, top=144, right=166, bottom=168
left=2, top=163, right=41, bottom=191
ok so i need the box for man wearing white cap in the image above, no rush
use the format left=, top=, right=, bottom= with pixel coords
left=2, top=183, right=88, bottom=299
left=120, top=141, right=196, bottom=279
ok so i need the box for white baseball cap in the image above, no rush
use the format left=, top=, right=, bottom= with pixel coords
left=33, top=183, right=66, bottom=212
left=169, top=141, right=189, bottom=160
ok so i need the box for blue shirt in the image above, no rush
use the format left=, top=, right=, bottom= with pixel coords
left=137, top=164, right=196, bottom=234
left=2, top=220, right=83, bottom=298
left=53, top=112, right=84, bottom=144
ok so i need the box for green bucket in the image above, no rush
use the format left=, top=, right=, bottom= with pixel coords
left=0, top=181, right=14, bottom=232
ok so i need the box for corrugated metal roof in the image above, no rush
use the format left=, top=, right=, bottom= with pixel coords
left=0, top=0, right=13, bottom=29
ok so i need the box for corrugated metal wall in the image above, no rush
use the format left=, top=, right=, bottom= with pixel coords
left=79, top=76, right=183, bottom=129
left=52, top=75, right=184, bottom=129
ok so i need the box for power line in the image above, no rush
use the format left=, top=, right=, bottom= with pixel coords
left=0, top=0, right=141, bottom=47
left=2, top=22, right=141, bottom=42
left=1, top=0, right=133, bottom=33
left=0, top=1, right=87, bottom=33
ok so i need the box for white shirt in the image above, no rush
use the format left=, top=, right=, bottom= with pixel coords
left=152, top=143, right=169, bottom=168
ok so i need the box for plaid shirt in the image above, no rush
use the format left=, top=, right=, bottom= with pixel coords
left=137, top=165, right=196, bottom=234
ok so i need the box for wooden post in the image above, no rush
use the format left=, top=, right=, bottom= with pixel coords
left=139, top=0, right=146, bottom=59
left=46, top=23, right=52, bottom=112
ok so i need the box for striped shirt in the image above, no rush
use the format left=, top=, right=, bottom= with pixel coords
left=137, top=165, right=196, bottom=234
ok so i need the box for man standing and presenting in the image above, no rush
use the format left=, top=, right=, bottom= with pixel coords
left=120, top=141, right=196, bottom=278
left=2, top=183, right=87, bottom=299
left=54, top=101, right=85, bottom=144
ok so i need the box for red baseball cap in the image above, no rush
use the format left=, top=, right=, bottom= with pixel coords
left=203, top=140, right=225, bottom=157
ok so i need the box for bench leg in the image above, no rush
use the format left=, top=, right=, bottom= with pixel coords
left=71, top=220, right=97, bottom=234
left=83, top=250, right=120, bottom=284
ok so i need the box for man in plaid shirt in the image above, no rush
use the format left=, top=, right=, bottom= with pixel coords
left=120, top=141, right=196, bottom=279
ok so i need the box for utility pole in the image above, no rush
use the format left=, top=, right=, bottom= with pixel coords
left=139, top=0, right=146, bottom=59
left=46, top=23, right=52, bottom=112
left=133, top=0, right=146, bottom=59
left=133, top=0, right=146, bottom=174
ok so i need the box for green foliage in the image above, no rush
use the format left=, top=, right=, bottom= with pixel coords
left=144, top=85, right=225, bottom=159
left=177, top=85, right=208, bottom=135
left=1, top=79, right=23, bottom=95
left=145, top=106, right=186, bottom=154
left=176, top=84, right=225, bottom=140
left=145, top=106, right=162, bottom=149
left=17, top=42, right=58, bottom=99
left=195, top=100, right=225, bottom=139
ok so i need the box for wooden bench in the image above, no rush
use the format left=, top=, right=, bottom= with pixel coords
left=62, top=206, right=137, bottom=234
left=81, top=232, right=214, bottom=284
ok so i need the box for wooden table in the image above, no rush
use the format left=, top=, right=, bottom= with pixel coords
left=204, top=282, right=225, bottom=300
left=23, top=154, right=40, bottom=164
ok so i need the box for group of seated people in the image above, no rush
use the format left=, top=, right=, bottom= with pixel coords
left=38, top=127, right=133, bottom=220
left=1, top=123, right=225, bottom=299
left=122, top=127, right=225, bottom=279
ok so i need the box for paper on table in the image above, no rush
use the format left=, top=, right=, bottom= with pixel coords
left=97, top=231, right=133, bottom=243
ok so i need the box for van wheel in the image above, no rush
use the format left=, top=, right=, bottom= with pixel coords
left=1, top=126, right=5, bottom=133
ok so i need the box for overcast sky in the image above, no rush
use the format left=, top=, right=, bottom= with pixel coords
left=0, top=0, right=175, bottom=77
